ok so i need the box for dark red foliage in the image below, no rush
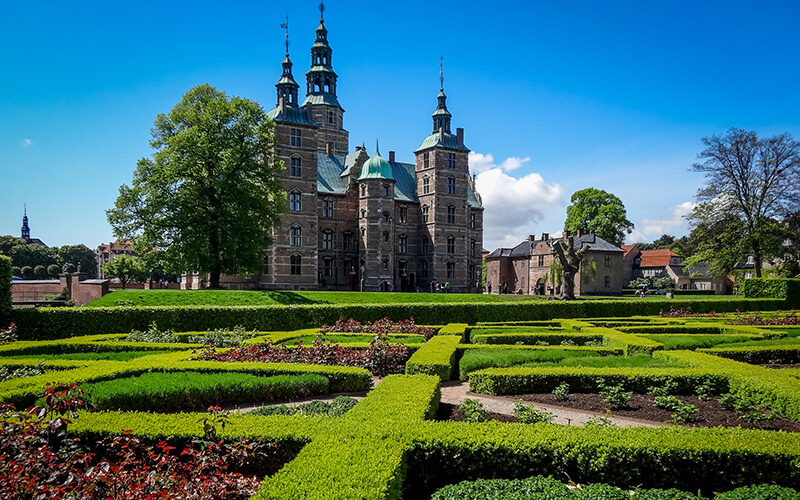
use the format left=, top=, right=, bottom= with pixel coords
left=191, top=332, right=409, bottom=377
left=0, top=385, right=263, bottom=500
left=727, top=310, right=800, bottom=326
left=319, top=317, right=436, bottom=340
left=660, top=306, right=719, bottom=318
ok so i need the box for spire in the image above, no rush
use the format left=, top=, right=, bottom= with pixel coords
left=375, top=139, right=380, bottom=157
left=432, top=56, right=452, bottom=134
left=21, top=204, right=30, bottom=241
left=303, top=1, right=341, bottom=108
left=275, top=14, right=300, bottom=107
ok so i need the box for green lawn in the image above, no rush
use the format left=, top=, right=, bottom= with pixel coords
left=85, top=289, right=736, bottom=308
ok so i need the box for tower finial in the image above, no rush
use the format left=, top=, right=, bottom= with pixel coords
left=375, top=139, right=380, bottom=156
left=24, top=203, right=26, bottom=217
left=280, top=13, right=289, bottom=56
left=440, top=54, right=444, bottom=91
left=319, top=1, right=325, bottom=22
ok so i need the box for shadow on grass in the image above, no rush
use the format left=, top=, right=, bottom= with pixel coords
left=265, top=291, right=324, bottom=305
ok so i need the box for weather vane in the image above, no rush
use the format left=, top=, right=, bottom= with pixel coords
left=440, top=54, right=444, bottom=91
left=280, top=13, right=289, bottom=55
left=319, top=1, right=325, bottom=22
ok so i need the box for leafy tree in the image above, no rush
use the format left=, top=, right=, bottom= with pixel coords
left=33, top=265, right=47, bottom=279
left=55, top=245, right=98, bottom=278
left=690, top=128, right=800, bottom=277
left=20, top=266, right=33, bottom=280
left=564, top=188, right=634, bottom=247
left=47, top=264, right=60, bottom=278
left=103, top=255, right=142, bottom=290
left=107, top=84, right=286, bottom=289
left=0, top=236, right=26, bottom=257
left=10, top=267, right=21, bottom=278
left=9, top=244, right=56, bottom=271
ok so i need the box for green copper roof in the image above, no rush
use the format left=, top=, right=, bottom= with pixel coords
left=357, top=144, right=394, bottom=181
left=266, top=105, right=318, bottom=127
left=414, top=131, right=470, bottom=153
left=302, top=93, right=342, bottom=108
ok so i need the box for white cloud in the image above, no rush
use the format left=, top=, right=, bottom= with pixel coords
left=627, top=201, right=696, bottom=243
left=471, top=152, right=563, bottom=251
left=22, top=138, right=32, bottom=147
left=469, top=151, right=530, bottom=174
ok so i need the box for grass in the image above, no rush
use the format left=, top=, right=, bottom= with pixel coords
left=83, top=289, right=742, bottom=308
left=2, top=351, right=174, bottom=361
left=638, top=334, right=754, bottom=350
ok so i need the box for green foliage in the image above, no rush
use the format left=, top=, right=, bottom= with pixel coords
left=458, top=398, right=489, bottom=422
left=187, top=325, right=258, bottom=347
left=716, top=484, right=800, bottom=499
left=431, top=475, right=571, bottom=499
left=600, top=384, right=631, bottom=409
left=0, top=362, right=47, bottom=382
left=513, top=402, right=555, bottom=423
left=458, top=348, right=600, bottom=379
left=552, top=382, right=570, bottom=401
left=47, top=264, right=60, bottom=278
left=472, top=332, right=604, bottom=346
left=406, top=334, right=462, bottom=380
left=20, top=266, right=33, bottom=279
left=0, top=256, right=11, bottom=327
left=124, top=322, right=179, bottom=343
left=564, top=187, right=634, bottom=246
left=639, top=334, right=755, bottom=350
left=83, top=371, right=329, bottom=412
left=699, top=345, right=800, bottom=364
left=33, top=265, right=47, bottom=279
left=648, top=379, right=678, bottom=396
left=250, top=395, right=358, bottom=418
left=103, top=255, right=142, bottom=289
left=106, top=84, right=287, bottom=289
left=743, top=278, right=800, bottom=308
left=55, top=244, right=98, bottom=278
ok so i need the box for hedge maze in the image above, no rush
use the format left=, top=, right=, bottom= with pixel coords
left=2, top=309, right=800, bottom=498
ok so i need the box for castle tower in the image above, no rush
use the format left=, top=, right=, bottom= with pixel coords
left=21, top=205, right=30, bottom=242
left=301, top=2, right=349, bottom=155
left=414, top=63, right=476, bottom=292
left=263, top=18, right=321, bottom=290
left=357, top=143, right=396, bottom=291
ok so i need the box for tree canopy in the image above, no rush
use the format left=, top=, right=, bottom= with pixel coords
left=564, top=188, right=634, bottom=247
left=103, top=255, right=141, bottom=290
left=107, top=84, right=286, bottom=289
left=687, top=128, right=800, bottom=277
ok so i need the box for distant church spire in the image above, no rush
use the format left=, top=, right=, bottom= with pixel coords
left=432, top=55, right=452, bottom=134
left=21, top=204, right=30, bottom=241
left=276, top=14, right=300, bottom=106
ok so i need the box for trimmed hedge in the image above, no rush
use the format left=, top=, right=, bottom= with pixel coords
left=406, top=335, right=463, bottom=380
left=743, top=278, right=800, bottom=308
left=597, top=328, right=665, bottom=356
left=11, top=298, right=789, bottom=339
left=0, top=255, right=11, bottom=328
left=699, top=345, right=800, bottom=364
left=472, top=333, right=604, bottom=346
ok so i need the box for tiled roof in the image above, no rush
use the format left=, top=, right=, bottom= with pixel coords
left=621, top=244, right=637, bottom=259
left=317, top=153, right=418, bottom=202
left=467, top=184, right=483, bottom=209
left=486, top=240, right=531, bottom=259
left=573, top=234, right=624, bottom=252
left=302, top=94, right=343, bottom=108
left=266, top=105, right=318, bottom=127
left=639, top=249, right=680, bottom=268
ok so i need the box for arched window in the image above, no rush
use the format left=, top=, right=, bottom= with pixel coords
left=361, top=184, right=366, bottom=196
left=447, top=235, right=455, bottom=254
left=469, top=263, right=476, bottom=281
left=322, top=230, right=334, bottom=250
left=289, top=191, right=301, bottom=212
left=446, top=261, right=455, bottom=279
left=447, top=205, right=455, bottom=223
left=383, top=231, right=390, bottom=242
left=398, top=234, right=407, bottom=254
left=361, top=208, right=366, bottom=219
left=290, top=225, right=302, bottom=246
left=382, top=211, right=390, bottom=224
left=290, top=254, right=301, bottom=275
left=470, top=239, right=476, bottom=257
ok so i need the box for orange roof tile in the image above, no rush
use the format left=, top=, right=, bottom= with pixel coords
left=639, top=249, right=680, bottom=268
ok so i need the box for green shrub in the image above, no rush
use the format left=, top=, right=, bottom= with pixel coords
left=458, top=399, right=489, bottom=423
left=716, top=484, right=800, bottom=499
left=83, top=371, right=330, bottom=412
left=472, top=332, right=604, bottom=346
left=406, top=334, right=462, bottom=380
left=600, top=384, right=631, bottom=409
left=553, top=382, right=570, bottom=401
left=699, top=346, right=800, bottom=364
left=431, top=476, right=571, bottom=499
left=743, top=278, right=800, bottom=308
left=0, top=256, right=11, bottom=328
left=513, top=402, right=555, bottom=423
left=459, top=348, right=600, bottom=379
left=250, top=395, right=358, bottom=418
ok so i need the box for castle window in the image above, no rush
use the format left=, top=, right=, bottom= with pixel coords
left=361, top=184, right=366, bottom=196
left=447, top=205, right=456, bottom=224
left=322, top=257, right=333, bottom=277
left=382, top=211, right=390, bottom=224
left=422, top=176, right=430, bottom=194
left=423, top=152, right=430, bottom=169
left=398, top=234, right=407, bottom=254
left=446, top=260, right=455, bottom=279
left=290, top=254, right=301, bottom=275
left=290, top=157, right=302, bottom=177
left=469, top=263, right=476, bottom=282
left=421, top=260, right=429, bottom=278
left=447, top=153, right=456, bottom=168
left=538, top=255, right=545, bottom=267
left=263, top=255, right=270, bottom=275
left=322, top=230, right=334, bottom=250
left=361, top=208, right=366, bottom=219
left=360, top=227, right=366, bottom=238
left=604, top=275, right=611, bottom=288
left=399, top=260, right=408, bottom=275
left=328, top=109, right=335, bottom=125
left=290, top=128, right=302, bottom=147
left=447, top=177, right=456, bottom=194
left=383, top=231, right=390, bottom=242
left=447, top=236, right=455, bottom=254
left=323, top=199, right=334, bottom=218
left=470, top=212, right=476, bottom=229
left=289, top=191, right=301, bottom=212
left=605, top=255, right=612, bottom=267
left=343, top=231, right=354, bottom=251
left=383, top=259, right=389, bottom=270
left=470, top=239, right=476, bottom=257
left=422, top=205, right=430, bottom=223
left=421, top=236, right=429, bottom=253
left=290, top=225, right=302, bottom=246
left=383, top=185, right=390, bottom=197
left=399, top=205, right=408, bottom=223
left=343, top=259, right=352, bottom=277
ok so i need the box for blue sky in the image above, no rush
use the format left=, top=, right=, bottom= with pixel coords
left=2, top=0, right=799, bottom=251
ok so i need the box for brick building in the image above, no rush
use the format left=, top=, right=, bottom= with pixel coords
left=219, top=9, right=483, bottom=293
left=485, top=232, right=625, bottom=296
left=95, top=239, right=137, bottom=279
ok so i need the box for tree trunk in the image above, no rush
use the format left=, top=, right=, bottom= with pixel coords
left=753, top=240, right=762, bottom=278
left=553, top=234, right=591, bottom=301
left=209, top=272, right=221, bottom=289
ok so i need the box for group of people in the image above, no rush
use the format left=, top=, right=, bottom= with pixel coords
left=430, top=281, right=451, bottom=293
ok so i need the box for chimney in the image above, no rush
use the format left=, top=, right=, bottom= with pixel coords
left=541, top=233, right=549, bottom=241
left=457, top=127, right=464, bottom=146
left=576, top=229, right=582, bottom=237
left=528, top=235, right=536, bottom=243
left=326, top=142, right=331, bottom=155
left=389, top=151, right=395, bottom=163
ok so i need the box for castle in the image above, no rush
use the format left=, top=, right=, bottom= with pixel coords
left=220, top=6, right=484, bottom=293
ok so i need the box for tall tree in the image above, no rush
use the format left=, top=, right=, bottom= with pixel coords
left=690, top=128, right=800, bottom=277
left=55, top=244, right=98, bottom=278
left=564, top=188, right=634, bottom=246
left=103, top=255, right=141, bottom=290
left=107, top=84, right=286, bottom=289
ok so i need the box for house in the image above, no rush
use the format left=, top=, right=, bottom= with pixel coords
left=95, top=239, right=137, bottom=279
left=485, top=232, right=625, bottom=296
left=626, top=246, right=732, bottom=294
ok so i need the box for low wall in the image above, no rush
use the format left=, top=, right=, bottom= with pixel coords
left=12, top=274, right=110, bottom=306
